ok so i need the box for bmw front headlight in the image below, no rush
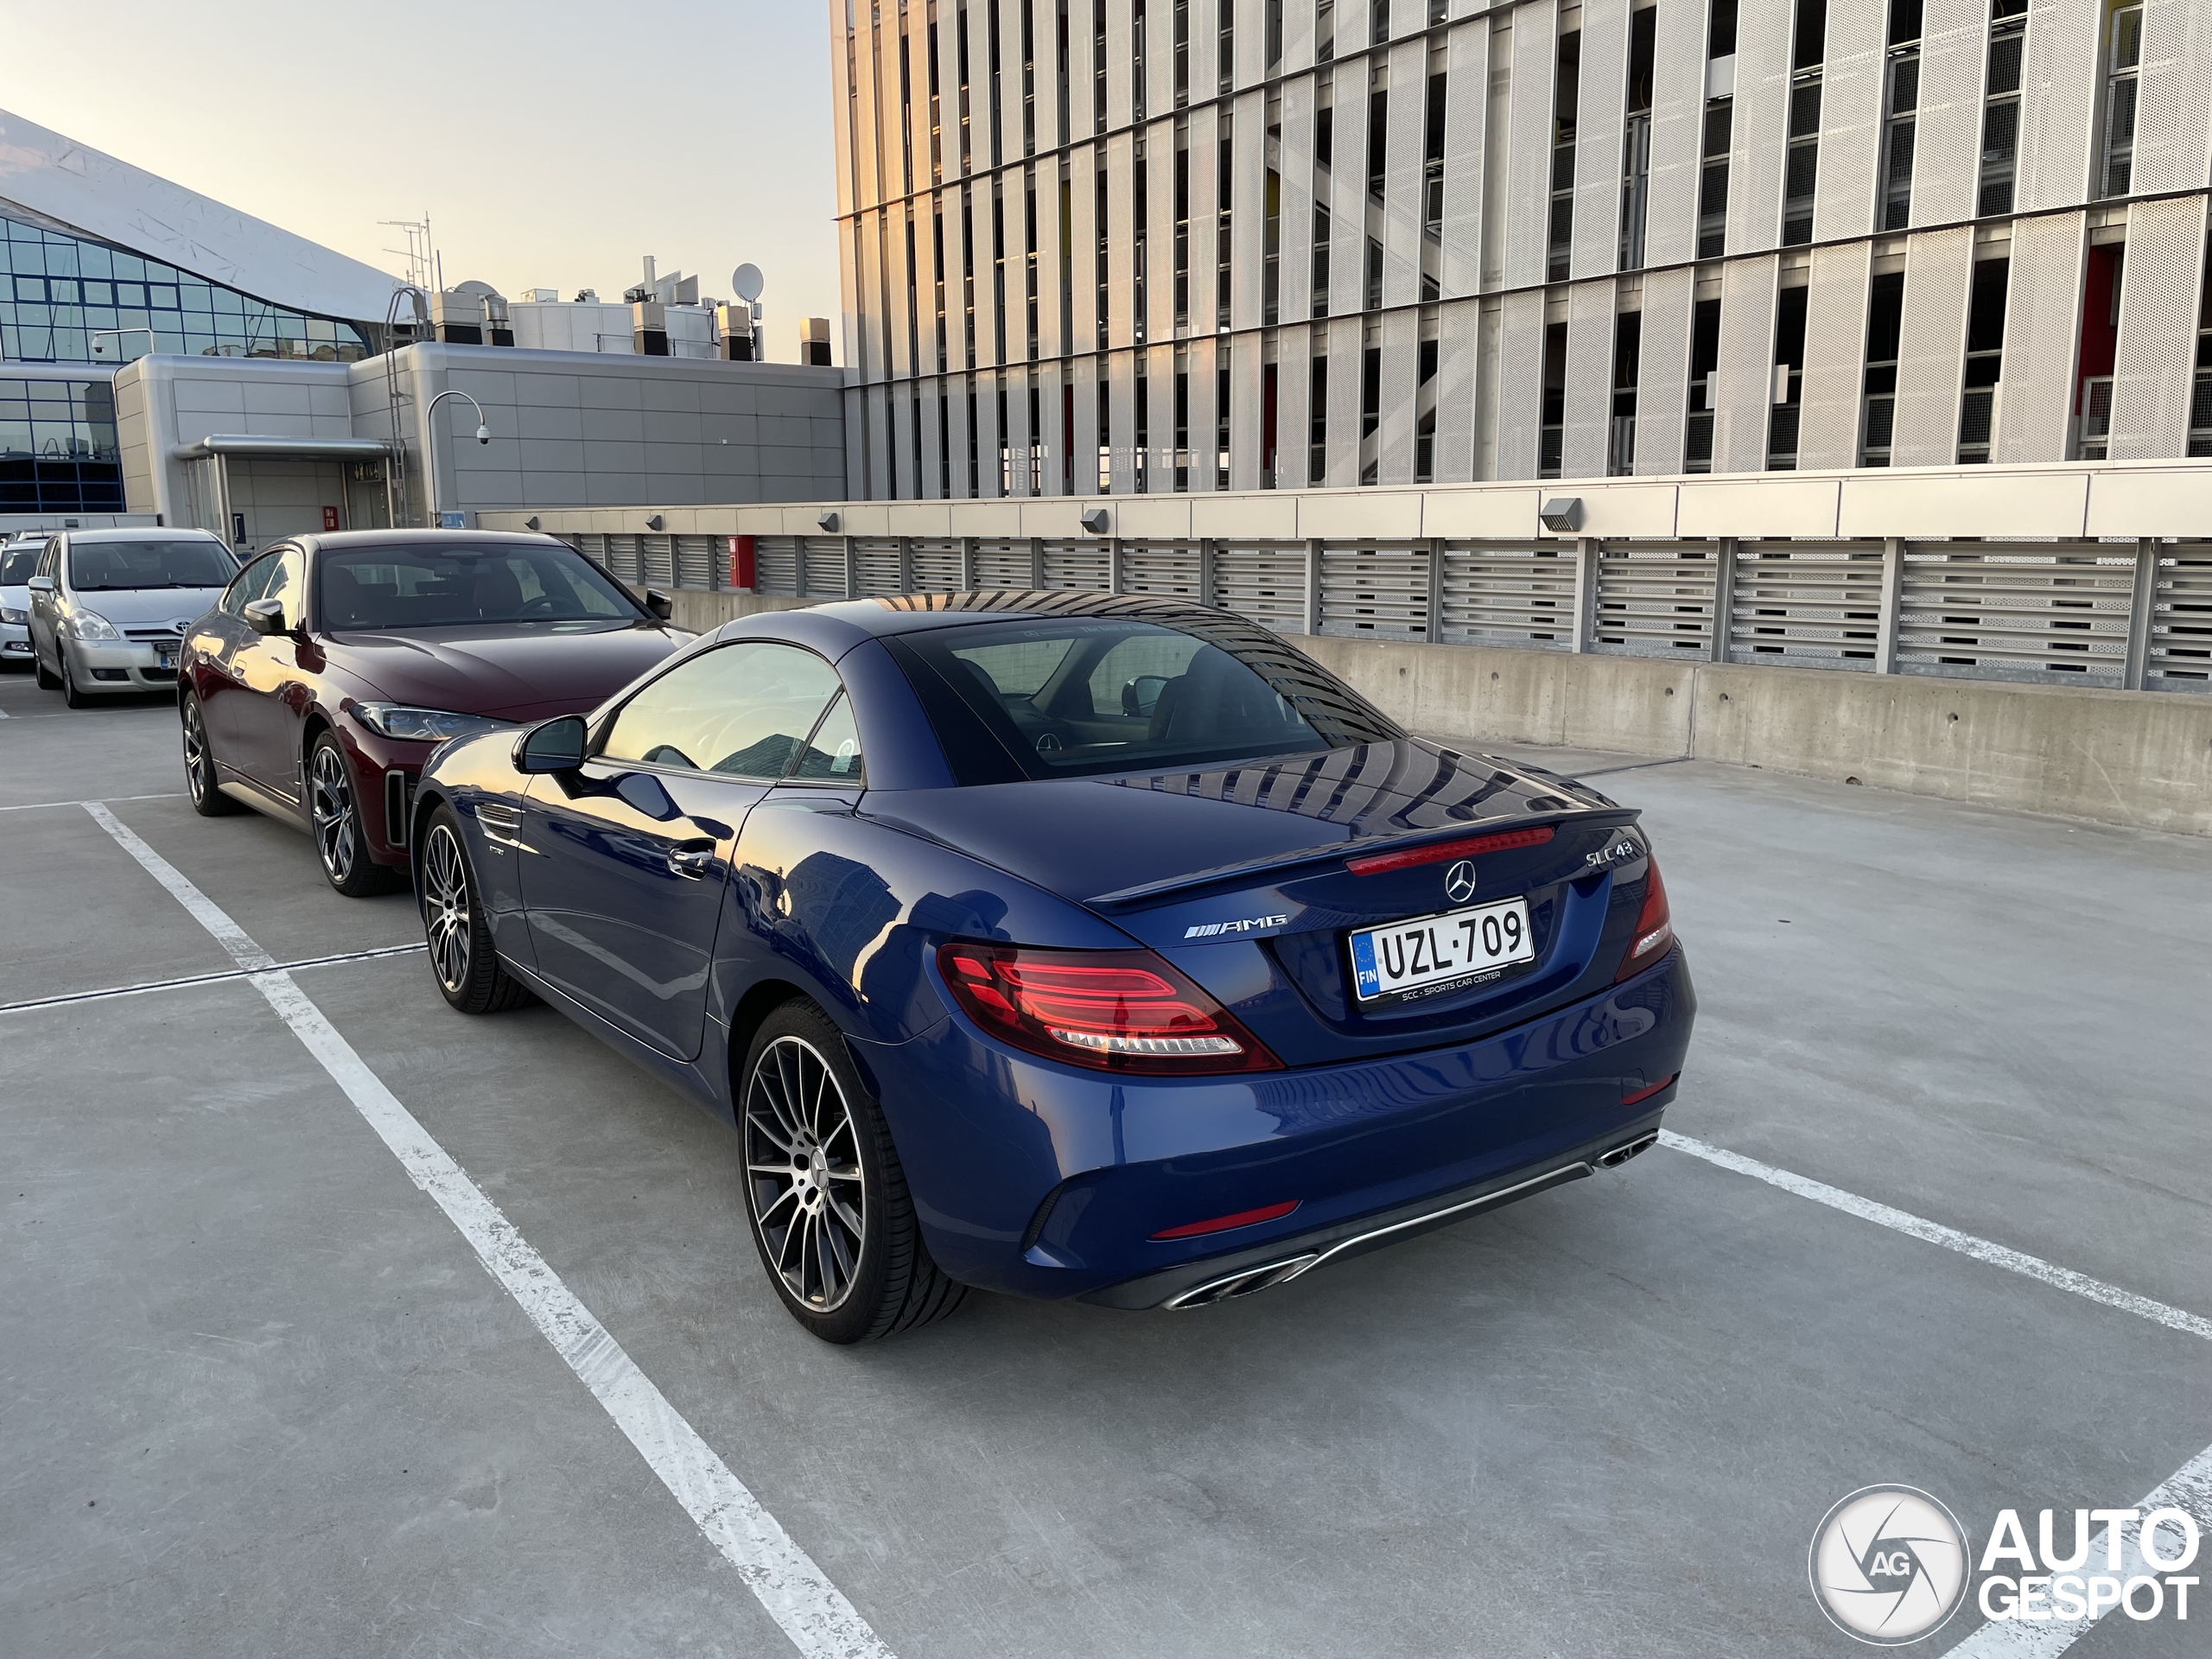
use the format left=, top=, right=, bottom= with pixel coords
left=352, top=703, right=512, bottom=742
left=67, top=610, right=121, bottom=643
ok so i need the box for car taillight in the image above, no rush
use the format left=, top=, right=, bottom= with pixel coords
left=1614, top=856, right=1675, bottom=982
left=1344, top=824, right=1554, bottom=876
left=936, top=942, right=1283, bottom=1075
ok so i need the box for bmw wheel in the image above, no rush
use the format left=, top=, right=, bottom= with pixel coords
left=308, top=734, right=395, bottom=896
left=740, top=1000, right=967, bottom=1344
left=417, top=805, right=533, bottom=1014
left=181, top=693, right=243, bottom=817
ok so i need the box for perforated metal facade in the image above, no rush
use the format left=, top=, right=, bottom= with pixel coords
left=830, top=0, right=2212, bottom=505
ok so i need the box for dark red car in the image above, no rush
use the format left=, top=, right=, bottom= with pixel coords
left=178, top=530, right=690, bottom=895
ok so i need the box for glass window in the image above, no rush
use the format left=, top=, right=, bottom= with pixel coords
left=787, top=693, right=866, bottom=781
left=258, top=546, right=305, bottom=622
left=219, top=552, right=279, bottom=617
left=315, top=541, right=644, bottom=631
left=67, top=537, right=238, bottom=592
left=1, top=542, right=41, bottom=585
left=601, top=643, right=844, bottom=779
left=890, top=613, right=1402, bottom=782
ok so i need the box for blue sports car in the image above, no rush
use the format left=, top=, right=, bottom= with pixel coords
left=410, top=592, right=1694, bottom=1343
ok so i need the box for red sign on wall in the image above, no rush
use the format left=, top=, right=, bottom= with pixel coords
left=728, top=535, right=756, bottom=590
left=321, top=506, right=340, bottom=531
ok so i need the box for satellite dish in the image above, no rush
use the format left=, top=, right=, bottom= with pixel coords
left=731, top=264, right=765, bottom=303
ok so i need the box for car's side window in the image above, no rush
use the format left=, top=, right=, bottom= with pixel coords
left=38, top=539, right=60, bottom=580
left=259, top=547, right=305, bottom=627
left=219, top=553, right=278, bottom=619
left=600, top=642, right=844, bottom=779
left=787, top=692, right=865, bottom=782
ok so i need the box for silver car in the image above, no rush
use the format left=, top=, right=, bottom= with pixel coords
left=26, top=529, right=240, bottom=706
left=0, top=535, right=41, bottom=670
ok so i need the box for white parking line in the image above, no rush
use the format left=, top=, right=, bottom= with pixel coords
left=0, top=791, right=186, bottom=811
left=1943, top=1438, right=2212, bottom=1656
left=1659, top=1131, right=2212, bottom=1341
left=0, top=943, right=429, bottom=1016
left=81, top=802, right=895, bottom=1659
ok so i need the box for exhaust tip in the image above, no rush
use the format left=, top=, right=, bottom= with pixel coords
left=1596, top=1131, right=1660, bottom=1171
left=1163, top=1253, right=1321, bottom=1310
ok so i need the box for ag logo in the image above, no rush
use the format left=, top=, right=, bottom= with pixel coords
left=1444, top=860, right=1478, bottom=904
left=1809, top=1485, right=1970, bottom=1645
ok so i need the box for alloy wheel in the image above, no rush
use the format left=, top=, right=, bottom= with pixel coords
left=309, top=743, right=359, bottom=884
left=421, top=823, right=473, bottom=993
left=744, top=1035, right=868, bottom=1313
left=181, top=700, right=209, bottom=804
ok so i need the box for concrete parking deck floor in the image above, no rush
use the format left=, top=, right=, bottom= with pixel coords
left=3, top=670, right=2206, bottom=1658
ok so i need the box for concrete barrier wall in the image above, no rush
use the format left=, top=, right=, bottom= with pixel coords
left=661, top=591, right=2212, bottom=836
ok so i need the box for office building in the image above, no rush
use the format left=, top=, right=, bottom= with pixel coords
left=827, top=0, right=2212, bottom=499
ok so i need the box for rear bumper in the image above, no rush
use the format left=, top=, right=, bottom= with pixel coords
left=864, top=945, right=1695, bottom=1302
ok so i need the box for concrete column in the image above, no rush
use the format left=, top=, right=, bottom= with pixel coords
left=1874, top=537, right=1906, bottom=673
left=1426, top=537, right=1446, bottom=643
left=1199, top=538, right=1217, bottom=610
left=898, top=536, right=915, bottom=592
left=2123, top=538, right=2159, bottom=690
left=1709, top=537, right=1738, bottom=664
left=1304, top=537, right=1323, bottom=636
left=843, top=537, right=858, bottom=597
left=1570, top=537, right=1600, bottom=652
left=1031, top=536, right=1046, bottom=589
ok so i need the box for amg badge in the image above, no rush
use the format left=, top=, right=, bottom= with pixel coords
left=1185, top=913, right=1290, bottom=939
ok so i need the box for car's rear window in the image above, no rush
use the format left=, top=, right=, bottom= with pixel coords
left=886, top=613, right=1402, bottom=784
left=67, top=539, right=236, bottom=591
left=1, top=546, right=39, bottom=584
left=318, top=542, right=643, bottom=630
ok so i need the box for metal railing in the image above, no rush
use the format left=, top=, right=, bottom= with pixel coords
left=561, top=530, right=2209, bottom=695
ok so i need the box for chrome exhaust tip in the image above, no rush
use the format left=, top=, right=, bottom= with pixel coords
left=1162, top=1253, right=1322, bottom=1310
left=1595, top=1130, right=1660, bottom=1170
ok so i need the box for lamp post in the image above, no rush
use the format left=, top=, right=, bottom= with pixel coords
left=423, top=389, right=490, bottom=528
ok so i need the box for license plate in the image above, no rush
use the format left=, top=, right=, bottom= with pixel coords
left=1349, top=897, right=1535, bottom=1001
left=155, top=651, right=175, bottom=669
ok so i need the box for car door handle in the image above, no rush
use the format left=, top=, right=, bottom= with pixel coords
left=666, top=846, right=716, bottom=879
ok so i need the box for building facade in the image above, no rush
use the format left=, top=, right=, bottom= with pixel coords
left=828, top=0, right=2212, bottom=500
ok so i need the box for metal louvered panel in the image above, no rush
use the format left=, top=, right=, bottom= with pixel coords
left=1592, top=542, right=1719, bottom=656
left=2013, top=0, right=2098, bottom=211
left=802, top=537, right=851, bottom=596
left=1122, top=541, right=1202, bottom=597
left=604, top=534, right=642, bottom=583
left=1067, top=146, right=1098, bottom=351
left=1041, top=540, right=1111, bottom=591
left=852, top=537, right=903, bottom=594
left=1813, top=0, right=1885, bottom=241
left=1633, top=264, right=1694, bottom=476
left=2108, top=195, right=2209, bottom=461
left=1331, top=62, right=1370, bottom=319
left=1643, top=0, right=1707, bottom=269
left=673, top=535, right=715, bottom=589
left=973, top=537, right=1034, bottom=588
left=1214, top=543, right=1307, bottom=632
left=1712, top=255, right=1778, bottom=474
left=1105, top=130, right=1135, bottom=353
left=2129, top=0, right=2212, bottom=194
left=1326, top=313, right=1364, bottom=486
left=753, top=536, right=799, bottom=594
left=1889, top=227, right=1975, bottom=468
left=1231, top=92, right=1268, bottom=334
left=2150, top=544, right=2212, bottom=688
left=1561, top=277, right=1615, bottom=480
left=1570, top=0, right=1630, bottom=280
left=1496, top=289, right=1547, bottom=480
left=910, top=538, right=964, bottom=591
left=1432, top=297, right=1479, bottom=484
left=1275, top=327, right=1312, bottom=488
left=1104, top=0, right=1133, bottom=134
left=1728, top=542, right=1884, bottom=668
left=1503, top=0, right=1557, bottom=289
left=1797, top=241, right=1873, bottom=470
left=1280, top=74, right=1317, bottom=326
left=1382, top=40, right=1427, bottom=308
left=1993, top=212, right=2087, bottom=465
left=1725, top=0, right=1792, bottom=256
left=1378, top=308, right=1421, bottom=484
left=1438, top=542, right=1577, bottom=646
left=1897, top=543, right=2135, bottom=685
left=1319, top=542, right=1433, bottom=639
left=1907, top=0, right=1987, bottom=226
left=1148, top=117, right=1179, bottom=348
left=1440, top=20, right=1488, bottom=298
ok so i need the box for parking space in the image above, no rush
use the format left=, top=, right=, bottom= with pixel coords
left=3, top=680, right=2206, bottom=1656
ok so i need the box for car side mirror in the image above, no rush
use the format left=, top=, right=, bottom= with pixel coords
left=642, top=588, right=674, bottom=620
left=515, top=714, right=588, bottom=774
left=245, top=597, right=288, bottom=635
left=25, top=574, right=53, bottom=594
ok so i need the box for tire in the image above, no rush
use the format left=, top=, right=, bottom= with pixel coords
left=34, top=643, right=58, bottom=690
left=738, top=1000, right=968, bottom=1344
left=418, top=805, right=534, bottom=1014
left=59, top=645, right=90, bottom=709
left=308, top=732, right=397, bottom=896
left=181, top=693, right=244, bottom=817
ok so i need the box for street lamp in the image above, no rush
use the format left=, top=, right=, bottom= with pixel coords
left=423, top=389, right=490, bottom=527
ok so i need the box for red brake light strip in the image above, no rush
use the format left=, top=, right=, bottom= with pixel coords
left=1345, top=824, right=1555, bottom=877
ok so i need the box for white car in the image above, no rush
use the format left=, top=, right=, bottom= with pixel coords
left=0, top=535, right=42, bottom=670
left=25, top=529, right=240, bottom=706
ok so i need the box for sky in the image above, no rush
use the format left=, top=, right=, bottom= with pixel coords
left=0, top=0, right=841, bottom=362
